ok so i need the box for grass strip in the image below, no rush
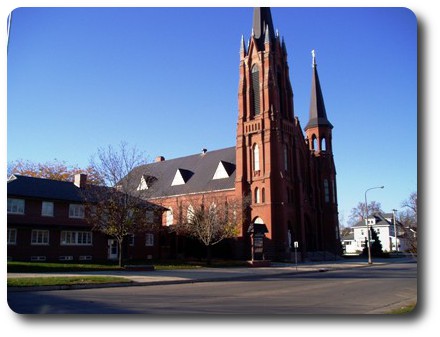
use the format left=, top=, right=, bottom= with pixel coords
left=8, top=276, right=132, bottom=287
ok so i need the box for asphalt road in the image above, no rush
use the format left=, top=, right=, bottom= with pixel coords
left=7, top=262, right=417, bottom=314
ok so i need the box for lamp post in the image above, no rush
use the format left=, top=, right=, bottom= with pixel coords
left=392, top=209, right=398, bottom=252
left=364, top=186, right=384, bottom=264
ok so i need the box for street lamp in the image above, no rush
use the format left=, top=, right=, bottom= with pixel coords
left=364, top=186, right=384, bottom=264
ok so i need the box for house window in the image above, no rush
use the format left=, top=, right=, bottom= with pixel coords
left=69, top=204, right=85, bottom=218
left=41, top=201, right=54, bottom=217
left=60, top=231, right=92, bottom=245
left=8, top=228, right=17, bottom=245
left=145, top=233, right=154, bottom=246
left=7, top=198, right=25, bottom=214
left=31, top=230, right=49, bottom=245
left=146, top=210, right=154, bottom=223
left=253, top=143, right=260, bottom=172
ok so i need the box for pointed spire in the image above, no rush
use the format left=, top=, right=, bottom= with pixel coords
left=264, top=24, right=271, bottom=44
left=253, top=7, right=276, bottom=50
left=240, top=34, right=247, bottom=56
left=305, top=50, right=333, bottom=131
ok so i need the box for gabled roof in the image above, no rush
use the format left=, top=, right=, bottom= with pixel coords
left=7, top=174, right=83, bottom=202
left=129, top=147, right=236, bottom=198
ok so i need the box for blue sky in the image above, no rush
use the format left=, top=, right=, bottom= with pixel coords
left=6, top=6, right=417, bottom=225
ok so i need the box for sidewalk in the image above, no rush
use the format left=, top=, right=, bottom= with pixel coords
left=8, top=257, right=416, bottom=292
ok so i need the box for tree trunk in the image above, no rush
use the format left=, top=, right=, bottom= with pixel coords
left=118, top=239, right=123, bottom=267
left=206, top=244, right=212, bottom=266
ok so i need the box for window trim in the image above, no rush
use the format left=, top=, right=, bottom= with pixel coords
left=60, top=231, right=93, bottom=246
left=69, top=204, right=85, bottom=219
left=7, top=228, right=17, bottom=245
left=41, top=201, right=54, bottom=217
left=145, top=233, right=154, bottom=247
left=31, top=230, right=49, bottom=245
left=7, top=198, right=25, bottom=215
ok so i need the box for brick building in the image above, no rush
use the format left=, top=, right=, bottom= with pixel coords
left=7, top=174, right=164, bottom=262
left=128, top=8, right=340, bottom=261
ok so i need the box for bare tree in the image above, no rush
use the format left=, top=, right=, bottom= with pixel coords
left=399, top=191, right=418, bottom=254
left=175, top=194, right=247, bottom=265
left=348, top=201, right=383, bottom=227
left=83, top=142, right=159, bottom=267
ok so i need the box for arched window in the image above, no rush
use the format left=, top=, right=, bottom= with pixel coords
left=166, top=208, right=173, bottom=226
left=255, top=187, right=260, bottom=204
left=312, top=135, right=318, bottom=151
left=321, top=137, right=327, bottom=152
left=187, top=205, right=194, bottom=223
left=261, top=188, right=265, bottom=203
left=251, top=64, right=260, bottom=116
left=253, top=143, right=260, bottom=172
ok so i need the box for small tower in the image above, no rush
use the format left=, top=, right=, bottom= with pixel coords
left=305, top=50, right=334, bottom=154
left=305, top=50, right=340, bottom=255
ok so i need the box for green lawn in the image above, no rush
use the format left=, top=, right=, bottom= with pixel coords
left=7, top=259, right=246, bottom=273
left=8, top=276, right=132, bottom=287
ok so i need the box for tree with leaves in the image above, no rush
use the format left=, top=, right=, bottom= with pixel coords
left=175, top=194, right=246, bottom=265
left=82, top=142, right=160, bottom=267
left=8, top=159, right=103, bottom=185
left=362, top=228, right=383, bottom=258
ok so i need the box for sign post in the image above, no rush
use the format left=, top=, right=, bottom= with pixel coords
left=294, top=241, right=299, bottom=271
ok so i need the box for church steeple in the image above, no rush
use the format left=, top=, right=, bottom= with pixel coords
left=252, top=7, right=276, bottom=50
left=305, top=50, right=333, bottom=131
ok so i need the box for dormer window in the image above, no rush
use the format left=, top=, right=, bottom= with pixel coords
left=137, top=175, right=156, bottom=191
left=213, top=161, right=235, bottom=180
left=171, top=169, right=193, bottom=186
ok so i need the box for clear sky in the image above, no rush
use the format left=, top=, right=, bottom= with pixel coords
left=6, top=6, right=417, bottom=225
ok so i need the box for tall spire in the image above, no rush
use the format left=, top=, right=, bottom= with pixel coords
left=253, top=7, right=276, bottom=50
left=305, top=50, right=333, bottom=131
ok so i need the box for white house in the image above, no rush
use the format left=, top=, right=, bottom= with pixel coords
left=343, top=213, right=406, bottom=255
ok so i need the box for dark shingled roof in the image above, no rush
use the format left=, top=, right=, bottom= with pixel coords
left=129, top=147, right=236, bottom=199
left=7, top=175, right=83, bottom=202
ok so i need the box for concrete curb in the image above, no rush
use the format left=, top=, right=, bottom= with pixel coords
left=7, top=262, right=378, bottom=293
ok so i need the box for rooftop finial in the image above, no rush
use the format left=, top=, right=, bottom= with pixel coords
left=311, top=49, right=316, bottom=67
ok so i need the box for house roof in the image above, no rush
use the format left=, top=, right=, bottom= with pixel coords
left=128, top=146, right=236, bottom=199
left=7, top=174, right=166, bottom=211
left=352, top=212, right=399, bottom=228
left=7, top=174, right=84, bottom=202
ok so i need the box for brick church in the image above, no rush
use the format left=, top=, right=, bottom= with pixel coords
left=130, top=7, right=340, bottom=261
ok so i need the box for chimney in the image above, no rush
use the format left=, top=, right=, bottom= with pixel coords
left=155, top=156, right=165, bottom=162
left=74, top=173, right=87, bottom=188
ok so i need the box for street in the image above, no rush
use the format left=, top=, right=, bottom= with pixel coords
left=8, top=261, right=417, bottom=314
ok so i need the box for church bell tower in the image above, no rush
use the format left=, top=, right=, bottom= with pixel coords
left=235, top=7, right=297, bottom=259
